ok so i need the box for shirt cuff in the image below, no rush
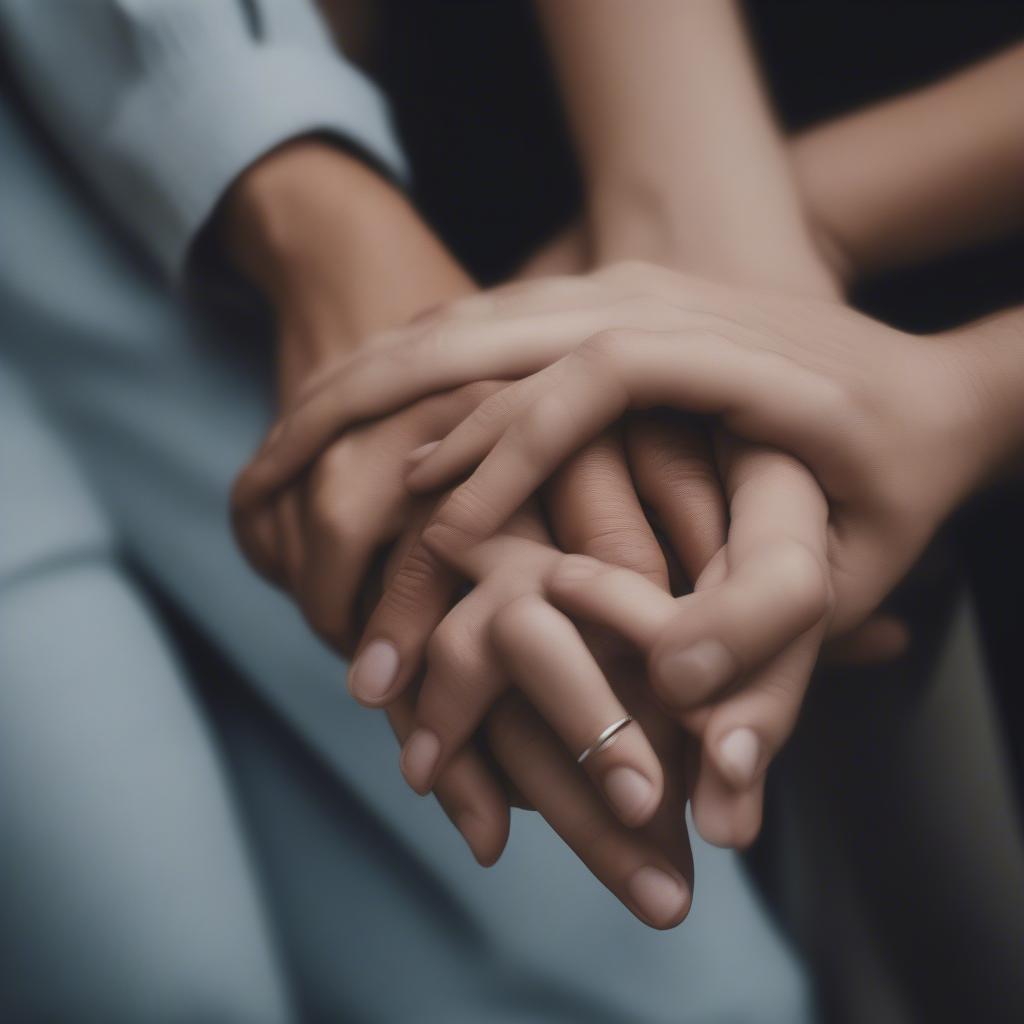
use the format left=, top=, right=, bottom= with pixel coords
left=105, top=44, right=409, bottom=281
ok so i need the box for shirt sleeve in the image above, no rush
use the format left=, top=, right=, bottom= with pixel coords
left=0, top=0, right=409, bottom=280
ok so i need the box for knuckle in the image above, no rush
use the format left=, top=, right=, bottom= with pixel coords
left=510, top=393, right=574, bottom=462
left=489, top=593, right=548, bottom=652
left=380, top=545, right=443, bottom=619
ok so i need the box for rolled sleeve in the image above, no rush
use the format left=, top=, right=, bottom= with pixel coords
left=108, top=43, right=408, bottom=277
left=0, top=0, right=408, bottom=280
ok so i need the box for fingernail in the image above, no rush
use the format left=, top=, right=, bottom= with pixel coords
left=455, top=811, right=497, bottom=866
left=628, top=866, right=690, bottom=928
left=550, top=555, right=604, bottom=587
left=348, top=640, right=399, bottom=703
left=400, top=728, right=441, bottom=793
left=717, top=728, right=761, bottom=787
left=656, top=639, right=735, bottom=698
left=407, top=440, right=440, bottom=465
left=603, top=766, right=657, bottom=826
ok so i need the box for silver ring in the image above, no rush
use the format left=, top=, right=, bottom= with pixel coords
left=577, top=715, right=634, bottom=765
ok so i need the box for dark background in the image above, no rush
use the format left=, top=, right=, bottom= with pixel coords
left=372, top=0, right=1024, bottom=807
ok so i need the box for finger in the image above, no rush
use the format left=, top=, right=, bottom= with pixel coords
left=548, top=543, right=828, bottom=731
left=627, top=414, right=726, bottom=585
left=386, top=692, right=509, bottom=867
left=486, top=693, right=692, bottom=929
left=629, top=699, right=697, bottom=882
left=489, top=594, right=664, bottom=828
left=398, top=583, right=509, bottom=795
left=233, top=304, right=648, bottom=507
left=649, top=447, right=831, bottom=711
left=689, top=619, right=825, bottom=849
left=399, top=508, right=552, bottom=806
left=544, top=554, right=680, bottom=650
left=545, top=430, right=669, bottom=590
left=412, top=330, right=838, bottom=566
left=662, top=446, right=830, bottom=847
left=236, top=272, right=755, bottom=507
left=547, top=449, right=831, bottom=711
left=348, top=504, right=460, bottom=706
left=297, top=467, right=396, bottom=654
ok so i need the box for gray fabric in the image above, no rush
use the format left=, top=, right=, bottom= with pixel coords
left=0, top=0, right=407, bottom=279
left=0, top=374, right=296, bottom=1023
left=0, top=94, right=812, bottom=1021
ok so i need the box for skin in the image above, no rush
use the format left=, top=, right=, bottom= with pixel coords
left=225, top=14, right=1024, bottom=924
left=234, top=0, right=844, bottom=864
left=235, top=0, right=851, bottom=860
left=267, top=259, right=1023, bottom=632
left=223, top=143, right=700, bottom=927
left=239, top=263, right=1024, bottom=848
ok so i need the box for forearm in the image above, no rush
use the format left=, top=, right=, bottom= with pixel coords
left=0, top=0, right=406, bottom=280
left=222, top=140, right=474, bottom=395
left=535, top=0, right=835, bottom=298
left=793, top=41, right=1024, bottom=283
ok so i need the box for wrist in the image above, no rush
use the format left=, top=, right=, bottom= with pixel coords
left=939, top=313, right=1024, bottom=493
left=586, top=179, right=842, bottom=301
left=223, top=140, right=385, bottom=305
left=222, top=139, right=475, bottom=393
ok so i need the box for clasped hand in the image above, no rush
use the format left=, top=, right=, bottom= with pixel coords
left=234, top=262, right=978, bottom=927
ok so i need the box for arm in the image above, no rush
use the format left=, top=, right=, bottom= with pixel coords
left=534, top=0, right=837, bottom=297
left=533, top=0, right=840, bottom=844
left=534, top=14, right=1024, bottom=288
left=794, top=41, right=1024, bottom=282
left=0, top=0, right=406, bottom=279
left=237, top=0, right=854, bottom=855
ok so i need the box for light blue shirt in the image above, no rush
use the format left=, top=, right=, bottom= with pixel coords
left=0, top=0, right=407, bottom=279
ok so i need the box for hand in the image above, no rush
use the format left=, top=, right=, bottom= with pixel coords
left=354, top=500, right=672, bottom=832
left=237, top=263, right=977, bottom=635
left=516, top=229, right=730, bottom=591
left=381, top=267, right=981, bottom=638
left=223, top=140, right=482, bottom=652
left=405, top=442, right=834, bottom=849
left=234, top=381, right=502, bottom=654
left=237, top=266, right=929, bottom=847
left=245, top=336, right=830, bottom=849
left=222, top=141, right=526, bottom=868
left=359, top=505, right=696, bottom=927
left=223, top=148, right=699, bottom=901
